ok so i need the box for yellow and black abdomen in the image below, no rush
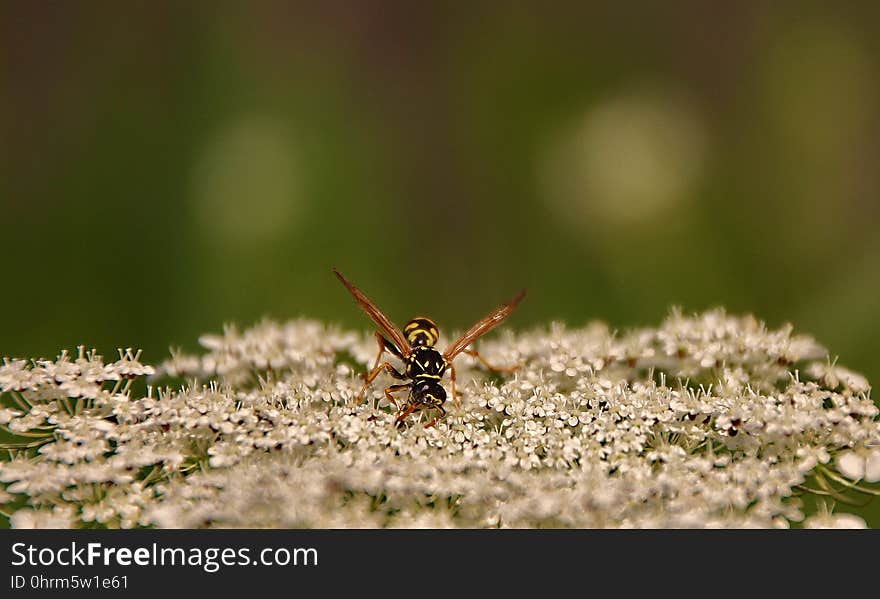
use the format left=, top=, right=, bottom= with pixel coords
left=403, top=317, right=439, bottom=347
left=410, top=379, right=446, bottom=407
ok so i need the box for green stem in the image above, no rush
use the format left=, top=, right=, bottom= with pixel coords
left=0, top=427, right=54, bottom=438
left=820, top=465, right=880, bottom=497
left=5, top=392, right=30, bottom=413
left=0, top=438, right=53, bottom=450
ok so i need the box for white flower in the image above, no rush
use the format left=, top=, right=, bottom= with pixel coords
left=0, top=407, right=22, bottom=425
left=803, top=513, right=867, bottom=529
left=807, top=362, right=871, bottom=393
left=10, top=507, right=75, bottom=529
left=110, top=349, right=155, bottom=378
left=0, top=359, right=34, bottom=391
left=2, top=311, right=878, bottom=529
left=836, top=449, right=880, bottom=483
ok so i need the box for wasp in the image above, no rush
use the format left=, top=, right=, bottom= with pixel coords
left=334, top=268, right=526, bottom=428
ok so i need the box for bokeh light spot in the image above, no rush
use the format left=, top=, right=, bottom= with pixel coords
left=540, top=88, right=707, bottom=231
left=191, top=115, right=303, bottom=248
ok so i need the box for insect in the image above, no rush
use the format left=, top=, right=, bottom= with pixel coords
left=334, top=268, right=526, bottom=428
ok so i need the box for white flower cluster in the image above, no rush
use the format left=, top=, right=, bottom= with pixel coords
left=1, top=310, right=877, bottom=529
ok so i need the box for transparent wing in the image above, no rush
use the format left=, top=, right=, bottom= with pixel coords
left=444, top=289, right=526, bottom=361
left=333, top=268, right=411, bottom=357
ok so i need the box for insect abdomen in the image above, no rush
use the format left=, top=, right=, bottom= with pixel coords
left=404, top=317, right=439, bottom=347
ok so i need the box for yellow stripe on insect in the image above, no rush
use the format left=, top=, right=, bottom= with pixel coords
left=405, top=317, right=439, bottom=346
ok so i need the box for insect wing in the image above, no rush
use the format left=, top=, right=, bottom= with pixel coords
left=444, top=289, right=526, bottom=361
left=333, top=268, right=412, bottom=357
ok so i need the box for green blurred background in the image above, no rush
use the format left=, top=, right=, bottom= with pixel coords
left=2, top=3, right=879, bottom=523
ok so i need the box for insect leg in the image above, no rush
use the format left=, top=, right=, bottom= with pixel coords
left=461, top=348, right=520, bottom=373
left=395, top=403, right=418, bottom=428
left=358, top=361, right=406, bottom=404
left=423, top=404, right=447, bottom=429
left=448, top=363, right=460, bottom=407
left=383, top=383, right=410, bottom=409
left=369, top=332, right=404, bottom=373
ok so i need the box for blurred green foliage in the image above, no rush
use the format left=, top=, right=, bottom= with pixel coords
left=2, top=2, right=879, bottom=525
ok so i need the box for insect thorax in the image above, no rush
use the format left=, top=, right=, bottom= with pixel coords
left=406, top=347, right=446, bottom=379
